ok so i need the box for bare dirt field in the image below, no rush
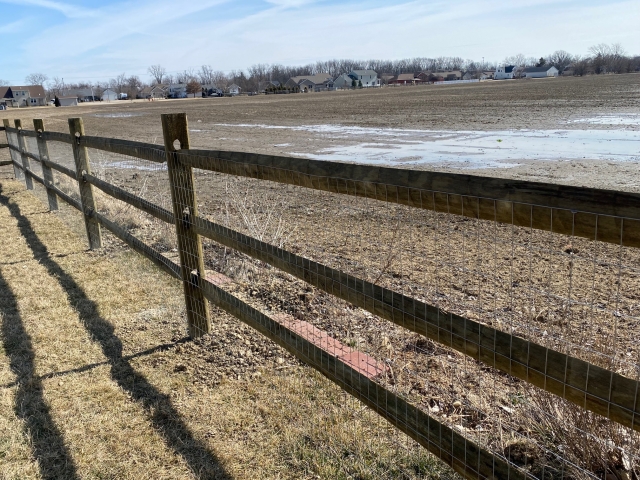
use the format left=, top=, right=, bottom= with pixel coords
left=1, top=73, right=640, bottom=479
left=3, top=73, right=640, bottom=190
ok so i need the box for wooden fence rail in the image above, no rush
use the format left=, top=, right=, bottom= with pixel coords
left=3, top=114, right=639, bottom=479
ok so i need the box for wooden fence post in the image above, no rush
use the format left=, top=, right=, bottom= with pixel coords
left=68, top=118, right=102, bottom=249
left=14, top=119, right=33, bottom=189
left=33, top=119, right=59, bottom=211
left=161, top=113, right=211, bottom=338
left=2, top=119, right=22, bottom=180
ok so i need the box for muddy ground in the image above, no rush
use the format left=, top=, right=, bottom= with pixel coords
left=2, top=73, right=640, bottom=190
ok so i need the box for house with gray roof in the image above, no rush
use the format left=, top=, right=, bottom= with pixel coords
left=348, top=70, right=379, bottom=87
left=285, top=74, right=333, bottom=92
left=333, top=74, right=354, bottom=89
left=521, top=66, right=559, bottom=78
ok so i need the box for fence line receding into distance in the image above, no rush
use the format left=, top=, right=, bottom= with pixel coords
left=2, top=115, right=639, bottom=480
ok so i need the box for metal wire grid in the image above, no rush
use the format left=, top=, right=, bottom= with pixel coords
left=7, top=124, right=639, bottom=478
left=85, top=145, right=177, bottom=254
left=185, top=157, right=639, bottom=479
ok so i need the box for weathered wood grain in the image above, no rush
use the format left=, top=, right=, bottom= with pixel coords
left=178, top=149, right=640, bottom=248
left=79, top=135, right=166, bottom=163
left=69, top=118, right=102, bottom=249
left=162, top=113, right=211, bottom=338
left=33, top=119, right=59, bottom=211
left=13, top=120, right=34, bottom=190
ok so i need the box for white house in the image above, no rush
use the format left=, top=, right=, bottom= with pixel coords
left=58, top=96, right=78, bottom=107
left=494, top=65, right=517, bottom=80
left=227, top=84, right=241, bottom=96
left=521, top=66, right=559, bottom=78
left=348, top=70, right=379, bottom=87
left=101, top=89, right=118, bottom=101
left=168, top=84, right=187, bottom=98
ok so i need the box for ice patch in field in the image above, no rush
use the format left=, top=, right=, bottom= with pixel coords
left=274, top=143, right=292, bottom=147
left=93, top=113, right=144, bottom=118
left=568, top=114, right=640, bottom=126
left=298, top=130, right=640, bottom=168
left=213, top=123, right=640, bottom=169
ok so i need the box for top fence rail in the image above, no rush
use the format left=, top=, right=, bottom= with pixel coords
left=8, top=124, right=640, bottom=248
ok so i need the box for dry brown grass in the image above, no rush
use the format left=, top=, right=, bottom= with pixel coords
left=0, top=177, right=453, bottom=479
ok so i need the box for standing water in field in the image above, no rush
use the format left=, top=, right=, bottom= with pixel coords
left=203, top=120, right=640, bottom=169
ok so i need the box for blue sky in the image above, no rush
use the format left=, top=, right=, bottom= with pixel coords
left=0, top=0, right=638, bottom=85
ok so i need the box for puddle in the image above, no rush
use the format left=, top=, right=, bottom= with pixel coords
left=568, top=114, right=640, bottom=126
left=300, top=130, right=640, bottom=168
left=212, top=124, right=640, bottom=169
left=93, top=113, right=144, bottom=118
left=101, top=160, right=166, bottom=171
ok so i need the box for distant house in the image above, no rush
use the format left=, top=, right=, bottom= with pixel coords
left=140, top=84, right=167, bottom=99
left=0, top=85, right=47, bottom=107
left=101, top=89, right=118, bottom=101
left=58, top=96, right=78, bottom=107
left=415, top=72, right=431, bottom=83
left=440, top=71, right=463, bottom=81
left=521, top=66, right=559, bottom=78
left=495, top=65, right=517, bottom=80
left=333, top=74, right=353, bottom=89
left=63, top=88, right=97, bottom=102
left=389, top=73, right=416, bottom=85
left=348, top=70, right=379, bottom=87
left=168, top=84, right=187, bottom=98
left=379, top=73, right=396, bottom=85
left=258, top=80, right=281, bottom=93
left=227, top=84, right=242, bottom=96
left=284, top=74, right=333, bottom=92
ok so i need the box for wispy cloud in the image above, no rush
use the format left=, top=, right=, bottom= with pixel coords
left=0, top=18, right=27, bottom=33
left=0, top=0, right=97, bottom=18
left=3, top=0, right=639, bottom=84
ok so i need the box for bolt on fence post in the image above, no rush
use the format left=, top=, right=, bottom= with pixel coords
left=161, top=113, right=211, bottom=338
left=14, top=119, right=34, bottom=190
left=33, top=119, right=58, bottom=211
left=68, top=117, right=102, bottom=249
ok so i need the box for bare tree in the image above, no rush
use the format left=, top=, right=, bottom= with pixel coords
left=503, top=53, right=526, bottom=66
left=198, top=65, right=214, bottom=85
left=126, top=75, right=142, bottom=98
left=0, top=79, right=9, bottom=86
left=25, top=73, right=48, bottom=85
left=176, top=68, right=196, bottom=84
left=572, top=55, right=590, bottom=76
left=212, top=71, right=228, bottom=88
left=147, top=65, right=166, bottom=84
left=48, top=77, right=64, bottom=97
left=548, top=50, right=572, bottom=72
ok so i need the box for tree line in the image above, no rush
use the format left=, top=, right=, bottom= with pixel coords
left=8, top=43, right=639, bottom=97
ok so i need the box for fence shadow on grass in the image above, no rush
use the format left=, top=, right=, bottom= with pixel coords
left=0, top=269, right=80, bottom=479
left=0, top=184, right=232, bottom=480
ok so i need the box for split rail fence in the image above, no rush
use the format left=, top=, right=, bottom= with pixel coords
left=1, top=116, right=639, bottom=479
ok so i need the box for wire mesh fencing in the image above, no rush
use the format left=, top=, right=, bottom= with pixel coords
left=3, top=115, right=639, bottom=480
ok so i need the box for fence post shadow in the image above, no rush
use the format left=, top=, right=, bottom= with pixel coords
left=0, top=267, right=80, bottom=479
left=0, top=185, right=232, bottom=480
